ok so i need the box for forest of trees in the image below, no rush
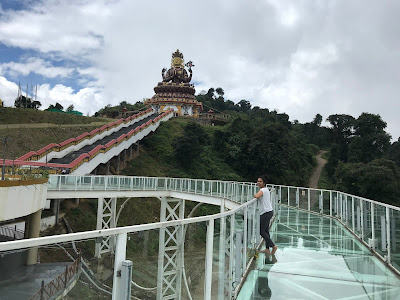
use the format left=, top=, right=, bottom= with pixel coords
left=94, top=101, right=146, bottom=118
left=192, top=87, right=400, bottom=206
left=14, top=95, right=42, bottom=109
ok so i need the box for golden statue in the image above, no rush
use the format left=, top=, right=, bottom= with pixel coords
left=145, top=49, right=202, bottom=117
left=161, top=49, right=193, bottom=83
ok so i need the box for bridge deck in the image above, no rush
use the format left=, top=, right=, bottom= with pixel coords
left=238, top=206, right=400, bottom=299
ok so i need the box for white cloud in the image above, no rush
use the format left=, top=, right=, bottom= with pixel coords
left=0, top=0, right=399, bottom=140
left=0, top=57, right=74, bottom=78
left=0, top=76, right=18, bottom=106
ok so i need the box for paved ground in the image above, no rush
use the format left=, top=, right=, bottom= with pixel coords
left=0, top=262, right=72, bottom=300
left=307, top=150, right=327, bottom=189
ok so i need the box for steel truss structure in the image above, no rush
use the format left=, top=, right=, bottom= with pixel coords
left=157, top=197, right=185, bottom=300
left=95, top=197, right=117, bottom=257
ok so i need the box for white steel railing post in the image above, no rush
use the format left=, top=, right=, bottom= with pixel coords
left=112, top=232, right=127, bottom=300
left=352, top=197, right=355, bottom=232
left=360, top=199, right=364, bottom=241
left=58, top=175, right=61, bottom=191
left=287, top=187, right=290, bottom=206
left=279, top=186, right=282, bottom=204
left=329, top=191, right=332, bottom=216
left=252, top=203, right=257, bottom=244
left=386, top=207, right=391, bottom=263
left=242, top=206, right=248, bottom=273
left=205, top=219, right=214, bottom=300
left=308, top=189, right=311, bottom=211
left=371, top=203, right=375, bottom=249
left=296, top=188, right=299, bottom=208
left=319, top=191, right=323, bottom=214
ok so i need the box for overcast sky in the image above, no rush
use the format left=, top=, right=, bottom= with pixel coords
left=0, top=0, right=399, bottom=140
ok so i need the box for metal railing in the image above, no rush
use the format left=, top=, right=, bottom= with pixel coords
left=47, top=175, right=259, bottom=205
left=0, top=225, right=24, bottom=240
left=0, top=175, right=399, bottom=299
left=29, top=251, right=81, bottom=300
left=269, top=184, right=400, bottom=273
left=47, top=175, right=400, bottom=272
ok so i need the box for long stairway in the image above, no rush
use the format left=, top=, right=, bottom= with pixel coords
left=49, top=113, right=158, bottom=165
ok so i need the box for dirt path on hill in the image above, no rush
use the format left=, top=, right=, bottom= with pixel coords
left=308, top=150, right=328, bottom=188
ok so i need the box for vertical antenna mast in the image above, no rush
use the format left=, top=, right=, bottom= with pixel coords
left=18, top=82, right=21, bottom=98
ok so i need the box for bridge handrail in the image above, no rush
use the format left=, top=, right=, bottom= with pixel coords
left=47, top=175, right=400, bottom=211
left=0, top=198, right=258, bottom=252
left=29, top=250, right=81, bottom=300
left=0, top=225, right=24, bottom=240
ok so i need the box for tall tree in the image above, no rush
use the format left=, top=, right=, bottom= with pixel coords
left=348, top=113, right=391, bottom=163
left=326, top=114, right=355, bottom=161
left=66, top=104, right=74, bottom=112
left=237, top=99, right=251, bottom=113
left=215, top=87, right=225, bottom=97
left=55, top=102, right=64, bottom=110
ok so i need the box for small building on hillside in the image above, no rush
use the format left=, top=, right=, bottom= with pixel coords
left=144, top=49, right=202, bottom=117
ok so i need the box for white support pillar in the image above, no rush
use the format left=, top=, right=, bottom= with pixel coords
left=204, top=219, right=214, bottom=300
left=218, top=203, right=226, bottom=299
left=228, top=214, right=235, bottom=300
left=112, top=233, right=127, bottom=300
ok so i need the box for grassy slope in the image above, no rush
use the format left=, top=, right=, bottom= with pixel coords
left=1, top=126, right=108, bottom=159
left=0, top=107, right=110, bottom=124
left=0, top=107, right=112, bottom=159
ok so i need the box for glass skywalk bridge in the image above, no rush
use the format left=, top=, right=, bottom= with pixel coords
left=238, top=206, right=400, bottom=299
left=0, top=175, right=399, bottom=299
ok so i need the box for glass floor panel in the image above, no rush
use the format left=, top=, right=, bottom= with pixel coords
left=238, top=205, right=400, bottom=300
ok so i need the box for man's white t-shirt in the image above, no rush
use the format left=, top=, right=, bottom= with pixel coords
left=258, top=187, right=273, bottom=215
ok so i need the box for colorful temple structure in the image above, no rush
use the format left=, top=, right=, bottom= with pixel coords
left=144, top=49, right=203, bottom=117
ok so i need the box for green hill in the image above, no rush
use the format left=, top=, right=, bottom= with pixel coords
left=0, top=107, right=112, bottom=159
left=0, top=107, right=110, bottom=125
